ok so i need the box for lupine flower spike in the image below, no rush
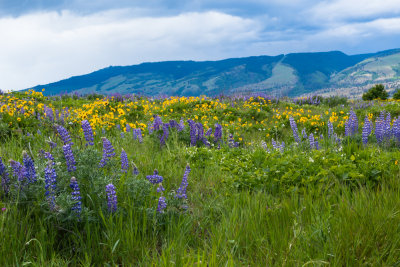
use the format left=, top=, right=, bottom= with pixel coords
left=132, top=162, right=139, bottom=176
left=176, top=164, right=191, bottom=199
left=105, top=184, right=118, bottom=213
left=146, top=169, right=163, bottom=184
left=63, top=143, right=76, bottom=172
left=56, top=125, right=73, bottom=145
left=0, top=157, right=10, bottom=194
left=157, top=196, right=167, bottom=213
left=289, top=117, right=300, bottom=143
left=70, top=177, right=82, bottom=217
left=121, top=149, right=129, bottom=173
left=81, top=120, right=94, bottom=146
left=44, top=161, right=57, bottom=210
left=99, top=137, right=116, bottom=167
left=22, top=152, right=37, bottom=183
left=9, top=160, right=26, bottom=183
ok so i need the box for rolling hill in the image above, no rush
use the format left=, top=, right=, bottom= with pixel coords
left=26, top=49, right=400, bottom=97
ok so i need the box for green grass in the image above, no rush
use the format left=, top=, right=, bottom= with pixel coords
left=1, top=95, right=400, bottom=265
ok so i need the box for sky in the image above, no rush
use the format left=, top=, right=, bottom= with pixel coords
left=0, top=0, right=400, bottom=90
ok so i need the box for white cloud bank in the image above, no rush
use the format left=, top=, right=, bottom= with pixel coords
left=310, top=0, right=400, bottom=22
left=0, top=10, right=262, bottom=90
left=0, top=4, right=400, bottom=91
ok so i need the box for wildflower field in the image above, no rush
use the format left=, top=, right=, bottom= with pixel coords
left=1, top=89, right=400, bottom=265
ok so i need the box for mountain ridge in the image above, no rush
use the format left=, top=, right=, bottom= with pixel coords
left=26, top=49, right=400, bottom=97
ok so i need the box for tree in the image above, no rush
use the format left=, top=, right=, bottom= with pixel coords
left=362, top=84, right=388, bottom=100
left=393, top=89, right=400, bottom=100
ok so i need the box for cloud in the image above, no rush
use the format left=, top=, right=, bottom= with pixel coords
left=0, top=10, right=262, bottom=90
left=0, top=1, right=400, bottom=91
left=309, top=0, right=400, bottom=22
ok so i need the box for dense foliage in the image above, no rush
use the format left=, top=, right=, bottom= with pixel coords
left=393, top=88, right=400, bottom=100
left=362, top=84, right=389, bottom=100
left=1, top=89, right=400, bottom=265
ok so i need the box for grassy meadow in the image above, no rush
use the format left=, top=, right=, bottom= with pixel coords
left=1, top=90, right=400, bottom=265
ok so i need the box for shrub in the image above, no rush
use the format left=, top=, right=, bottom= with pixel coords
left=392, top=89, right=400, bottom=100
left=362, top=84, right=388, bottom=100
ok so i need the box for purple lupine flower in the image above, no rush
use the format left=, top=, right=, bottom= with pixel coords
left=81, top=120, right=94, bottom=146
left=344, top=109, right=358, bottom=137
left=44, top=162, right=57, bottom=210
left=59, top=111, right=64, bottom=124
left=393, top=117, right=400, bottom=143
left=116, top=124, right=121, bottom=131
left=384, top=112, right=392, bottom=140
left=228, top=134, right=239, bottom=148
left=45, top=106, right=54, bottom=121
left=44, top=152, right=55, bottom=163
left=37, top=129, right=41, bottom=135
left=120, top=132, right=125, bottom=139
left=289, top=117, right=300, bottom=143
left=196, top=123, right=204, bottom=141
left=55, top=109, right=60, bottom=121
left=362, top=116, right=372, bottom=145
left=132, top=165, right=139, bottom=176
left=9, top=160, right=26, bottom=183
left=137, top=129, right=143, bottom=143
left=160, top=123, right=169, bottom=146
left=149, top=115, right=163, bottom=134
left=38, top=149, right=45, bottom=157
left=157, top=196, right=167, bottom=213
left=333, top=133, right=341, bottom=145
left=188, top=120, right=197, bottom=146
left=56, top=125, right=72, bottom=145
left=205, top=128, right=213, bottom=136
left=309, top=133, right=315, bottom=149
left=157, top=184, right=165, bottom=193
left=169, top=120, right=178, bottom=129
left=315, top=140, right=319, bottom=150
left=63, top=143, right=76, bottom=172
left=177, top=118, right=185, bottom=132
left=99, top=137, right=116, bottom=167
left=349, top=109, right=358, bottom=135
left=301, top=128, right=308, bottom=139
left=261, top=141, right=270, bottom=152
left=126, top=123, right=131, bottom=133
left=375, top=112, right=385, bottom=144
left=132, top=129, right=138, bottom=140
left=146, top=169, right=163, bottom=184
left=22, top=152, right=37, bottom=183
left=0, top=157, right=10, bottom=194
left=120, top=149, right=129, bottom=173
left=176, top=164, right=190, bottom=199
left=133, top=128, right=143, bottom=143
left=202, top=137, right=211, bottom=147
left=47, top=140, right=57, bottom=149
left=344, top=120, right=351, bottom=137
left=280, top=141, right=285, bottom=153
left=214, top=123, right=222, bottom=143
left=70, top=177, right=82, bottom=217
left=327, top=121, right=334, bottom=138
left=271, top=139, right=278, bottom=150
left=105, top=183, right=118, bottom=213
